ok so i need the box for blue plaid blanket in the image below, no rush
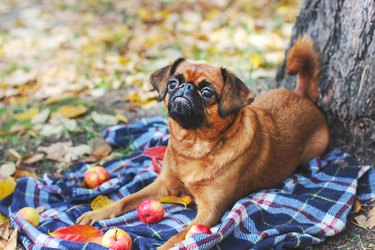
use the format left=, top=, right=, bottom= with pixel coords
left=1, top=117, right=374, bottom=250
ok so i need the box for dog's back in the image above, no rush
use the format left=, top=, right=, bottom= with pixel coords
left=247, top=36, right=329, bottom=189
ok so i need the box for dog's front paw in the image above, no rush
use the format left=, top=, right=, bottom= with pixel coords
left=76, top=210, right=105, bottom=225
left=76, top=205, right=120, bottom=225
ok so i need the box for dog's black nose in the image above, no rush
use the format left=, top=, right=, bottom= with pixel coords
left=180, top=83, right=195, bottom=91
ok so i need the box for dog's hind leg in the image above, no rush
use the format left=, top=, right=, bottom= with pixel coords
left=301, top=123, right=329, bottom=163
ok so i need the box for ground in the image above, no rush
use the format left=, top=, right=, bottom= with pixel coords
left=0, top=0, right=373, bottom=249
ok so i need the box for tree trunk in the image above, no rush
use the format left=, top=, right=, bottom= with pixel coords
left=276, top=0, right=375, bottom=164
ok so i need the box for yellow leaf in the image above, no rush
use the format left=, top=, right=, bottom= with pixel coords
left=0, top=212, right=9, bottom=223
left=14, top=107, right=39, bottom=121
left=116, top=114, right=129, bottom=123
left=8, top=149, right=22, bottom=160
left=90, top=195, right=115, bottom=211
left=118, top=56, right=130, bottom=65
left=353, top=199, right=361, bottom=213
left=58, top=105, right=88, bottom=119
left=8, top=96, right=28, bottom=105
left=159, top=195, right=193, bottom=208
left=0, top=177, right=16, bottom=200
left=14, top=169, right=37, bottom=180
left=251, top=54, right=263, bottom=69
left=44, top=97, right=60, bottom=105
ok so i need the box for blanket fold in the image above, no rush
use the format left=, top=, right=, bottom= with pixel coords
left=1, top=117, right=374, bottom=250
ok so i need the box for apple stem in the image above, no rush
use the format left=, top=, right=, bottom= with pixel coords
left=115, top=229, right=118, bottom=239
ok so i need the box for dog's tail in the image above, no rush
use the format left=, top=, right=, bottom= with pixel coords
left=286, top=35, right=319, bottom=103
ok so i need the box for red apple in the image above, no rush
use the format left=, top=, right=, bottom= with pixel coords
left=102, top=228, right=132, bottom=250
left=185, top=224, right=212, bottom=239
left=17, top=207, right=40, bottom=227
left=137, top=199, right=164, bottom=224
left=84, top=166, right=110, bottom=188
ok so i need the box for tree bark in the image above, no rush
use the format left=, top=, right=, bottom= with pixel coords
left=276, top=0, right=375, bottom=164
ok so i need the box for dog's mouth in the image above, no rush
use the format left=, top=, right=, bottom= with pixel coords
left=172, top=96, right=192, bottom=110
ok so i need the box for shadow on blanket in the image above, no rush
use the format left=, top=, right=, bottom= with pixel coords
left=1, top=117, right=374, bottom=250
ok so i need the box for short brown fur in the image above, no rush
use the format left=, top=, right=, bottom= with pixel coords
left=77, top=37, right=329, bottom=249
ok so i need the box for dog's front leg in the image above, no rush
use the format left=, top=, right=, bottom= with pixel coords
left=77, top=166, right=182, bottom=225
left=158, top=190, right=229, bottom=250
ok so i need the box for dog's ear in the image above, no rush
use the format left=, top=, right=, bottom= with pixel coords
left=150, top=58, right=185, bottom=101
left=219, top=68, right=255, bottom=117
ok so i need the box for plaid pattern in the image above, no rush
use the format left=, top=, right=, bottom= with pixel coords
left=1, top=117, right=374, bottom=250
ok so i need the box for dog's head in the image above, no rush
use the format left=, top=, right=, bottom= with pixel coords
left=150, top=58, right=255, bottom=130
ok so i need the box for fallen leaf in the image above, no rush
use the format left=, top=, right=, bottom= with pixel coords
left=353, top=199, right=361, bottom=213
left=37, top=142, right=72, bottom=162
left=89, top=138, right=112, bottom=159
left=0, top=177, right=16, bottom=200
left=44, top=97, right=60, bottom=105
left=90, top=195, right=115, bottom=211
left=64, top=144, right=92, bottom=163
left=39, top=124, right=64, bottom=137
left=0, top=162, right=16, bottom=180
left=0, top=212, right=9, bottom=223
left=14, top=169, right=37, bottom=179
left=9, top=124, right=26, bottom=134
left=250, top=54, right=263, bottom=69
left=58, top=105, right=88, bottom=119
left=159, top=195, right=193, bottom=207
left=91, top=112, right=118, bottom=126
left=367, top=207, right=375, bottom=229
left=0, top=221, right=10, bottom=240
left=8, top=149, right=22, bottom=161
left=354, top=207, right=375, bottom=229
left=4, top=227, right=17, bottom=250
left=49, top=225, right=103, bottom=243
left=6, top=70, right=36, bottom=86
left=31, top=108, right=50, bottom=124
left=23, top=153, right=45, bottom=165
left=14, top=107, right=39, bottom=121
left=116, top=114, right=129, bottom=123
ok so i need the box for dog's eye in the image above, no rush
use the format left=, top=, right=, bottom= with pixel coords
left=168, top=79, right=178, bottom=90
left=201, top=88, right=214, bottom=98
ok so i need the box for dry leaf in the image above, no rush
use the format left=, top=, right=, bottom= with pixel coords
left=58, top=105, right=88, bottom=119
left=116, top=114, right=129, bottom=123
left=367, top=207, right=375, bottom=229
left=37, top=142, right=72, bottom=162
left=0, top=162, right=16, bottom=180
left=49, top=225, right=103, bottom=243
left=31, top=108, right=50, bottom=124
left=44, top=97, right=60, bottom=105
left=89, top=138, right=112, bottom=159
left=0, top=177, right=16, bottom=200
left=159, top=195, right=193, bottom=207
left=354, top=207, right=375, bottom=229
left=64, top=144, right=92, bottom=163
left=8, top=149, right=22, bottom=161
left=91, top=112, right=118, bottom=126
left=4, top=227, right=17, bottom=250
left=0, top=221, right=10, bottom=240
left=23, top=153, right=45, bottom=165
left=353, top=199, right=362, bottom=213
left=90, top=195, right=115, bottom=211
left=14, top=107, right=39, bottom=121
left=39, top=124, right=64, bottom=137
left=14, top=169, right=37, bottom=179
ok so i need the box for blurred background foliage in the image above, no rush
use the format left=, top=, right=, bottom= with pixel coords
left=0, top=0, right=300, bottom=169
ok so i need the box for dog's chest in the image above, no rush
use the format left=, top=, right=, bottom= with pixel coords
left=172, top=155, right=213, bottom=185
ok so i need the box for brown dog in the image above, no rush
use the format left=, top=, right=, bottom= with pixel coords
left=77, top=36, right=329, bottom=249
